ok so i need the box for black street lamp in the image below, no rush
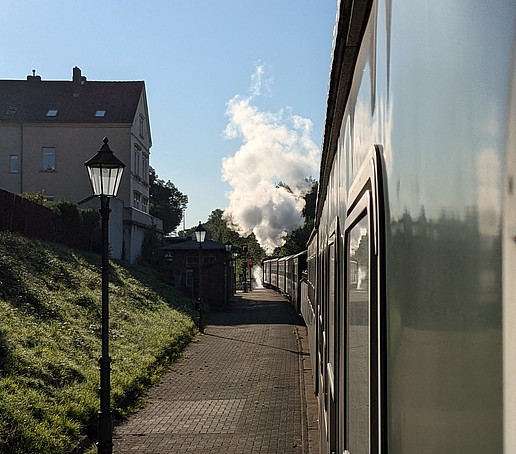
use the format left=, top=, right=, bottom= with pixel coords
left=194, top=221, right=207, bottom=333
left=84, top=137, right=125, bottom=454
left=241, top=245, right=248, bottom=292
left=224, top=242, right=232, bottom=304
left=225, top=241, right=232, bottom=253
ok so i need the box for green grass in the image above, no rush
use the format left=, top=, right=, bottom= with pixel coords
left=0, top=232, right=197, bottom=453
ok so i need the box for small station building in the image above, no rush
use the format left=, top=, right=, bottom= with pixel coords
left=162, top=237, right=234, bottom=306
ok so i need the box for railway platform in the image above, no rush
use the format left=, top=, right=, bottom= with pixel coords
left=112, top=288, right=319, bottom=453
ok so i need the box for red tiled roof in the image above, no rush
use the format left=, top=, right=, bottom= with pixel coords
left=0, top=76, right=144, bottom=123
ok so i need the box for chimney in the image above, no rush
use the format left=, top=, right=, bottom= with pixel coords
left=26, top=69, right=41, bottom=82
left=73, top=66, right=83, bottom=97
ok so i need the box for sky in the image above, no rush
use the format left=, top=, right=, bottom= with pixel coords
left=1, top=1, right=337, bottom=251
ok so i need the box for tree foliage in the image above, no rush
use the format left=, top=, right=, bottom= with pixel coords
left=21, top=190, right=48, bottom=206
left=181, top=209, right=266, bottom=266
left=149, top=167, right=188, bottom=234
left=205, top=209, right=266, bottom=263
left=204, top=209, right=236, bottom=243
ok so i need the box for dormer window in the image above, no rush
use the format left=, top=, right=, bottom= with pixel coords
left=46, top=109, right=58, bottom=117
left=95, top=110, right=106, bottom=118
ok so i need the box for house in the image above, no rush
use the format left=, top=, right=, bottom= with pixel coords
left=0, top=67, right=162, bottom=262
left=162, top=238, right=234, bottom=306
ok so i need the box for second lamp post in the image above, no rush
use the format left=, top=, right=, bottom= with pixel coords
left=194, top=222, right=207, bottom=332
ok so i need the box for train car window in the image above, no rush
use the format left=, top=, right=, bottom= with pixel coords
left=347, top=213, right=370, bottom=454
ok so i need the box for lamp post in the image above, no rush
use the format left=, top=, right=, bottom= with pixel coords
left=84, top=137, right=125, bottom=454
left=194, top=221, right=207, bottom=333
left=224, top=242, right=232, bottom=303
left=241, top=245, right=248, bottom=292
left=232, top=250, right=239, bottom=293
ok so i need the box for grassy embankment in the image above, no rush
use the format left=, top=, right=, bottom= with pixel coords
left=0, top=232, right=197, bottom=453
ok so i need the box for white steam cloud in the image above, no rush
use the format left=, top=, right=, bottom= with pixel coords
left=222, top=65, right=320, bottom=254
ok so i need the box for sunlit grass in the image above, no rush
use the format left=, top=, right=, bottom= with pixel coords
left=0, top=232, right=197, bottom=453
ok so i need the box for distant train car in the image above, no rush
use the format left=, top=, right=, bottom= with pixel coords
left=302, top=232, right=318, bottom=390
left=285, top=255, right=294, bottom=298
left=278, top=256, right=287, bottom=294
left=307, top=1, right=516, bottom=454
left=262, top=259, right=272, bottom=288
left=270, top=258, right=279, bottom=290
left=286, top=251, right=307, bottom=312
left=263, top=252, right=307, bottom=312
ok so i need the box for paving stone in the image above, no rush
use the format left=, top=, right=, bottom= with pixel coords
left=113, top=289, right=318, bottom=453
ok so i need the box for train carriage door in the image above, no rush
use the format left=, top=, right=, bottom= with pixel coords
left=318, top=240, right=325, bottom=403
left=504, top=45, right=516, bottom=454
left=344, top=205, right=374, bottom=454
left=341, top=146, right=386, bottom=454
left=323, top=227, right=339, bottom=453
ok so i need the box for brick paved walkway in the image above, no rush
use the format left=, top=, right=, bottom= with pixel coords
left=113, top=289, right=319, bottom=453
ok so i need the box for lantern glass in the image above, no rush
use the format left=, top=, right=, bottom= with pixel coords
left=87, top=165, right=124, bottom=197
left=194, top=222, right=207, bottom=243
left=85, top=138, right=125, bottom=197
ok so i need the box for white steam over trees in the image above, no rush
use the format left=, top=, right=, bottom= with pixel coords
left=273, top=179, right=318, bottom=256
left=221, top=66, right=320, bottom=254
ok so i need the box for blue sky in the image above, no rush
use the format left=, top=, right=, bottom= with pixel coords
left=1, top=1, right=337, bottom=237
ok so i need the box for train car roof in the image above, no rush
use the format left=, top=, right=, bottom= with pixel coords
left=315, top=0, right=373, bottom=225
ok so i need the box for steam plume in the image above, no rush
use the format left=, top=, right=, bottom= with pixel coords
left=222, top=65, right=320, bottom=254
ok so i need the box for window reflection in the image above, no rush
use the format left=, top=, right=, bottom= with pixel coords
left=347, top=215, right=369, bottom=453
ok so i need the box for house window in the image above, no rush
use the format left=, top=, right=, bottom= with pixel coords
left=134, top=147, right=141, bottom=177
left=187, top=256, right=199, bottom=267
left=41, top=147, right=56, bottom=171
left=186, top=255, right=215, bottom=266
left=142, top=153, right=149, bottom=182
left=185, top=269, right=193, bottom=288
left=133, top=191, right=141, bottom=210
left=142, top=196, right=148, bottom=213
left=139, top=114, right=145, bottom=138
left=9, top=155, right=20, bottom=173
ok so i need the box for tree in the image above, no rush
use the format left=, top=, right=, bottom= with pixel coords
left=302, top=178, right=318, bottom=224
left=201, top=209, right=266, bottom=265
left=149, top=167, right=188, bottom=234
left=204, top=209, right=235, bottom=243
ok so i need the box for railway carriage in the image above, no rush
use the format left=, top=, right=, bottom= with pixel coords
left=278, top=256, right=287, bottom=294
left=264, top=252, right=307, bottom=310
left=302, top=232, right=319, bottom=392
left=262, top=258, right=272, bottom=288
left=308, top=0, right=516, bottom=453
left=270, top=258, right=278, bottom=290
left=290, top=251, right=307, bottom=312
left=311, top=1, right=516, bottom=453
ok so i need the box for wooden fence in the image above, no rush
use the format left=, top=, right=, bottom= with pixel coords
left=0, top=189, right=100, bottom=251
